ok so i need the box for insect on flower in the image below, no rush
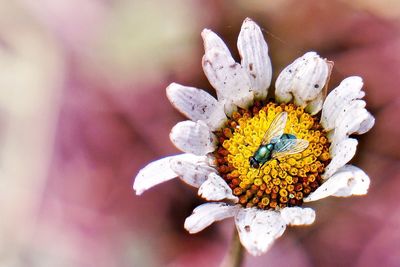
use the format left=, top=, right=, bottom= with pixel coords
left=249, top=111, right=309, bottom=170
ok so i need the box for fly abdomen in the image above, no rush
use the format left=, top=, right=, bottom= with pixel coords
left=272, top=134, right=296, bottom=153
left=281, top=133, right=296, bottom=140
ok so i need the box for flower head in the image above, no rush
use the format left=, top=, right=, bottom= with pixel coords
left=133, top=18, right=374, bottom=256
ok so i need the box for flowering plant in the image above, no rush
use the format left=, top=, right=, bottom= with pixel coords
left=134, top=18, right=374, bottom=257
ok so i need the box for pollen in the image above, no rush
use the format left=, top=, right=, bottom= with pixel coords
left=214, top=102, right=331, bottom=210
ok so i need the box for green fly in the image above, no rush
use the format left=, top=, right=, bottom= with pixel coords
left=249, top=111, right=309, bottom=170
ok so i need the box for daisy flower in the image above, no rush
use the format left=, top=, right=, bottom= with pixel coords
left=133, top=18, right=374, bottom=256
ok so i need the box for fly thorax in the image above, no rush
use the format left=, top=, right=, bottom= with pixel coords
left=214, top=102, right=331, bottom=210
left=256, top=146, right=269, bottom=159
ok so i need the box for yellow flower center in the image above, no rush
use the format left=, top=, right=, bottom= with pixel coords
left=214, top=102, right=331, bottom=210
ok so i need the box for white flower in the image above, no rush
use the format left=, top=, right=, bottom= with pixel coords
left=133, top=18, right=374, bottom=256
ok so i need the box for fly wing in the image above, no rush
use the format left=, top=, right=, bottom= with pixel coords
left=271, top=139, right=309, bottom=159
left=261, top=111, right=288, bottom=145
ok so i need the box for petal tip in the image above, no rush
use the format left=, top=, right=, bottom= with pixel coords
left=304, top=51, right=318, bottom=57
left=132, top=176, right=144, bottom=195
left=166, top=82, right=178, bottom=92
left=132, top=186, right=143, bottom=196
left=242, top=17, right=256, bottom=27
left=165, top=82, right=178, bottom=101
left=201, top=28, right=211, bottom=38
left=347, top=76, right=363, bottom=83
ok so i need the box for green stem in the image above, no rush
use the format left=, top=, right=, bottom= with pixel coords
left=220, top=228, right=244, bottom=267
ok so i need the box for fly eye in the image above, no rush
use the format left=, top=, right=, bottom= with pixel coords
left=249, top=157, right=259, bottom=168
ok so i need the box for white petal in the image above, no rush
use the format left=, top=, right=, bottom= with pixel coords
left=198, top=173, right=238, bottom=202
left=323, top=138, right=358, bottom=179
left=353, top=111, right=375, bottom=134
left=321, top=76, right=374, bottom=141
left=202, top=29, right=231, bottom=56
left=202, top=47, right=253, bottom=115
left=170, top=120, right=217, bottom=156
left=235, top=208, right=286, bottom=256
left=237, top=18, right=272, bottom=99
left=305, top=90, right=324, bottom=115
left=202, top=29, right=253, bottom=111
left=133, top=154, right=187, bottom=195
left=275, top=52, right=330, bottom=112
left=321, top=76, right=365, bottom=131
left=166, top=83, right=227, bottom=131
left=330, top=165, right=370, bottom=196
left=170, top=155, right=216, bottom=188
left=354, top=112, right=375, bottom=135
left=184, top=203, right=240, bottom=234
left=330, top=100, right=375, bottom=143
left=304, top=165, right=370, bottom=202
left=280, top=207, right=315, bottom=226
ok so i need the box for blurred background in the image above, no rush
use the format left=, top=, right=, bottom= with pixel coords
left=0, top=0, right=399, bottom=266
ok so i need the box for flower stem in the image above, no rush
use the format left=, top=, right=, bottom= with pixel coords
left=220, top=229, right=244, bottom=267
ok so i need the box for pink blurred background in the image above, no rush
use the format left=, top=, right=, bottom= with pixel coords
left=1, top=1, right=399, bottom=266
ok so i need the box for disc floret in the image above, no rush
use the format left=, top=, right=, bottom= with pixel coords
left=214, top=101, right=331, bottom=210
